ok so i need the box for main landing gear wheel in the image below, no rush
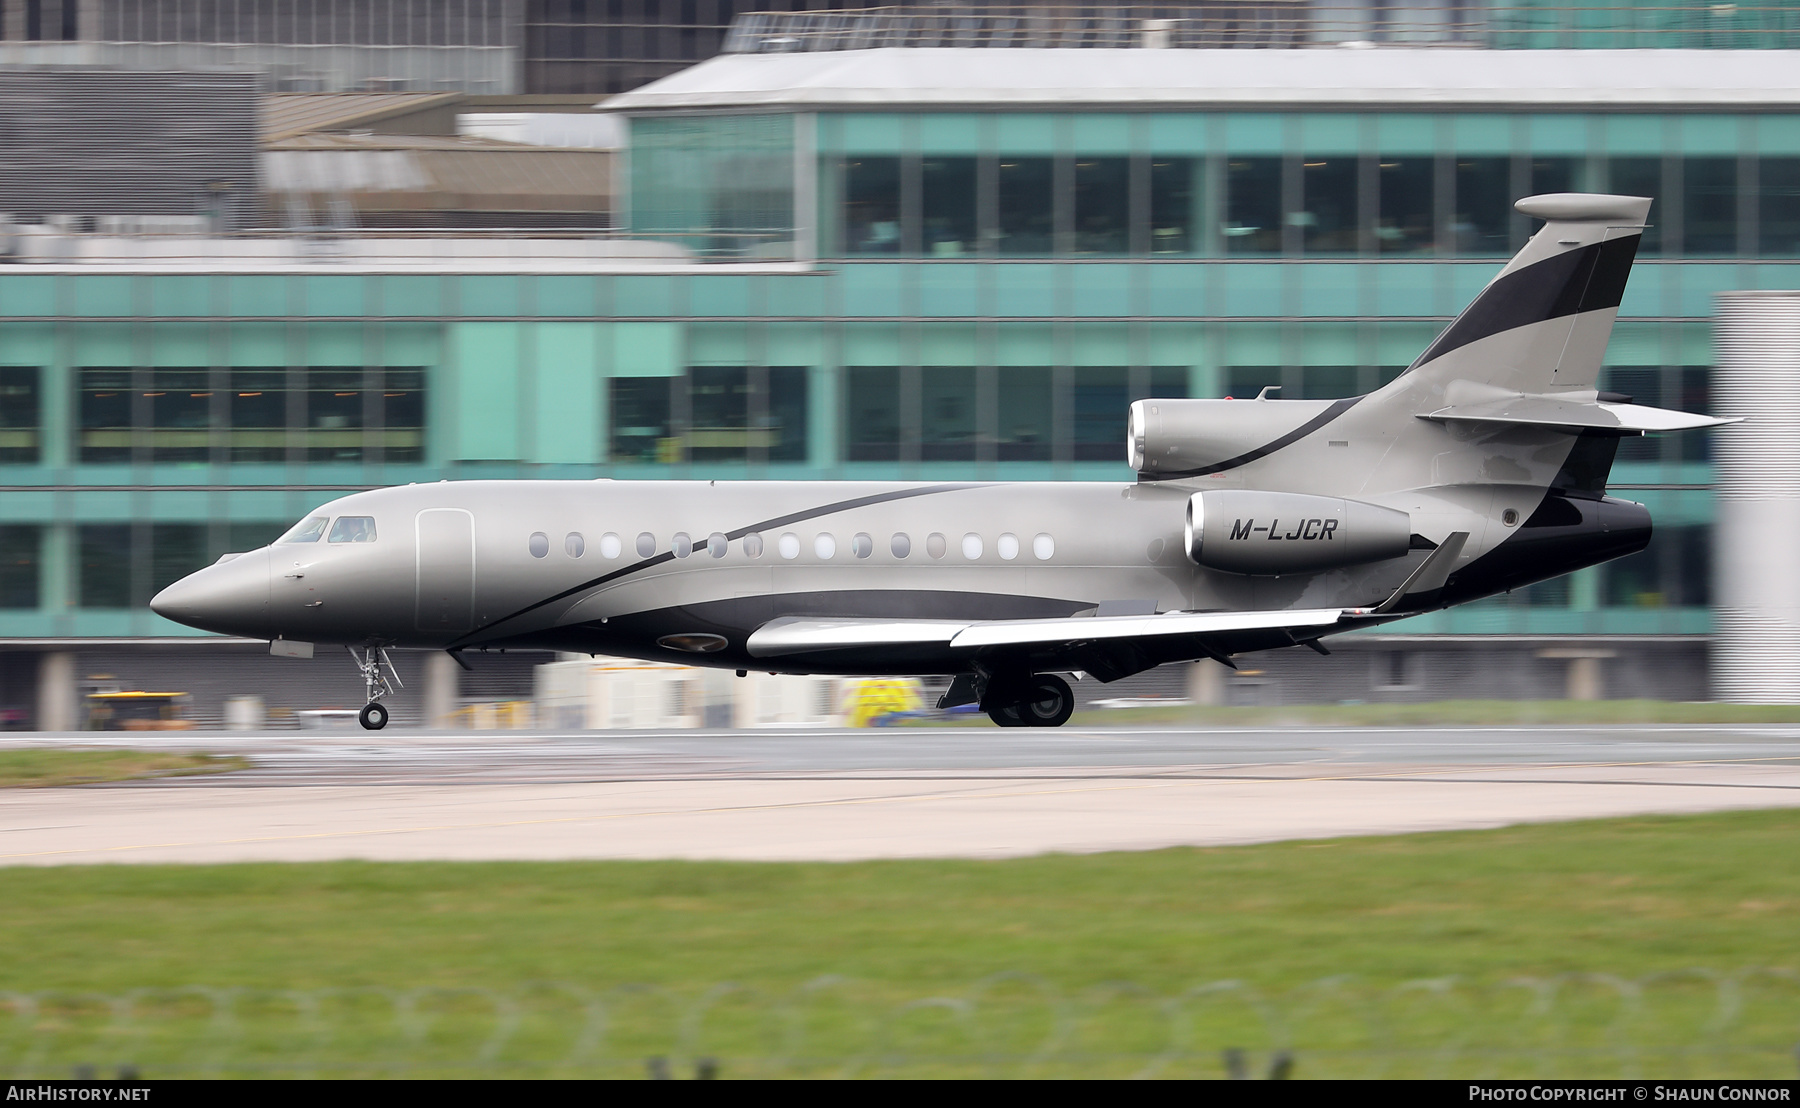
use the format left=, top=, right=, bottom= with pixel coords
left=1019, top=673, right=1075, bottom=727
left=983, top=673, right=1075, bottom=728
left=358, top=702, right=389, bottom=730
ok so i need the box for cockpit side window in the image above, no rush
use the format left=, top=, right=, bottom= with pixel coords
left=328, top=516, right=377, bottom=544
left=280, top=516, right=329, bottom=543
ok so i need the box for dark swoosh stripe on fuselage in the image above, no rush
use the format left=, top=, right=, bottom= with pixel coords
left=1140, top=396, right=1362, bottom=481
left=1410, top=234, right=1640, bottom=370
left=448, top=482, right=994, bottom=646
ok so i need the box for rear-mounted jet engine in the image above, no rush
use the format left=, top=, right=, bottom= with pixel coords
left=1184, top=490, right=1414, bottom=576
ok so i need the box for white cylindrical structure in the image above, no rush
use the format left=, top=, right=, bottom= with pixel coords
left=1714, top=291, right=1800, bottom=702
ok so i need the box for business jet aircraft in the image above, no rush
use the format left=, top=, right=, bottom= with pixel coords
left=153, top=193, right=1732, bottom=730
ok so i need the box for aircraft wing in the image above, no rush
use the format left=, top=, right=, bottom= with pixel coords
left=746, top=608, right=1348, bottom=659
left=1420, top=396, right=1739, bottom=432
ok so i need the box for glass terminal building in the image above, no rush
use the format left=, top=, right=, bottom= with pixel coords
left=3, top=8, right=1799, bottom=721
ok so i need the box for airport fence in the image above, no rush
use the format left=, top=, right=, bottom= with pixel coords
left=4, top=969, right=1799, bottom=1079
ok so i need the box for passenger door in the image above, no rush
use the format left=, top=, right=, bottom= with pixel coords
left=416, top=508, right=475, bottom=634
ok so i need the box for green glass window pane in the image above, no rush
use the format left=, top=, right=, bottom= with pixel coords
left=1073, top=367, right=1127, bottom=461
left=0, top=276, right=55, bottom=317
left=0, top=367, right=39, bottom=464
left=1608, top=158, right=1664, bottom=254
left=74, top=276, right=132, bottom=317
left=226, top=522, right=288, bottom=555
left=1225, top=157, right=1282, bottom=255
left=845, top=367, right=900, bottom=462
left=922, top=157, right=977, bottom=257
left=1759, top=157, right=1800, bottom=255
left=920, top=367, right=975, bottom=462
left=1531, top=157, right=1576, bottom=198
left=768, top=366, right=809, bottom=464
left=1301, top=366, right=1360, bottom=399
left=535, top=276, right=596, bottom=317
left=78, top=368, right=133, bottom=464
left=229, top=369, right=288, bottom=464
left=917, top=114, right=981, bottom=155
left=150, top=368, right=212, bottom=465
left=1454, top=157, right=1511, bottom=255
left=381, top=368, right=427, bottom=465
left=689, top=276, right=750, bottom=317
left=151, top=525, right=208, bottom=602
left=0, top=525, right=40, bottom=609
left=77, top=524, right=131, bottom=608
left=997, top=367, right=1051, bottom=462
left=689, top=366, right=749, bottom=463
left=1228, top=366, right=1283, bottom=399
left=997, top=157, right=1053, bottom=256
left=1302, top=156, right=1358, bottom=255
left=150, top=276, right=211, bottom=317
left=459, top=275, right=519, bottom=317
left=302, top=275, right=365, bottom=317
left=1684, top=157, right=1738, bottom=255
left=307, top=368, right=365, bottom=464
left=844, top=156, right=901, bottom=255
left=1149, top=158, right=1196, bottom=255
left=1378, top=156, right=1435, bottom=254
left=380, top=275, right=442, bottom=316
left=610, top=378, right=674, bottom=465
left=226, top=275, right=288, bottom=317
left=1073, top=157, right=1130, bottom=255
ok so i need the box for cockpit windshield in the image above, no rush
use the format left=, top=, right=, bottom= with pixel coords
left=328, top=516, right=377, bottom=543
left=279, top=516, right=329, bottom=543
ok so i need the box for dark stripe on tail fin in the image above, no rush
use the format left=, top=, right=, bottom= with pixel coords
left=1411, top=234, right=1640, bottom=370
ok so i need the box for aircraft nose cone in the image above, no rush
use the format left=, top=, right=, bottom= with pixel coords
left=151, top=548, right=272, bottom=636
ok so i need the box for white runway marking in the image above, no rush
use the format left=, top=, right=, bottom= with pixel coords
left=4, top=726, right=1800, bottom=863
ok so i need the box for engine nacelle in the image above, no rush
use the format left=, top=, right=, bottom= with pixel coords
left=1129, top=397, right=1344, bottom=476
left=1185, top=490, right=1413, bottom=576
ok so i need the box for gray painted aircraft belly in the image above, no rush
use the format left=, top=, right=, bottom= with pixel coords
left=149, top=193, right=1739, bottom=726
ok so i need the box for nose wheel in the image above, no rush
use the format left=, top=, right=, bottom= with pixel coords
left=348, top=645, right=402, bottom=731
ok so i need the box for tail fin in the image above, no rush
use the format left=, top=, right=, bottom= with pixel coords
left=1408, top=193, right=1652, bottom=394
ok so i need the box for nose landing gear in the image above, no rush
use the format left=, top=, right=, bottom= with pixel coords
left=349, top=645, right=402, bottom=730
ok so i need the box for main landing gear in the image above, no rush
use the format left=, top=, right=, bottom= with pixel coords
left=349, top=645, right=403, bottom=730
left=984, top=673, right=1075, bottom=729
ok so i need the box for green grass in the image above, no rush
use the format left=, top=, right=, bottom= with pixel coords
left=0, top=749, right=247, bottom=788
left=905, top=698, right=1800, bottom=728
left=3, top=809, right=1800, bottom=1077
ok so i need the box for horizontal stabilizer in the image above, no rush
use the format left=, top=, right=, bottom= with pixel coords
left=746, top=608, right=1348, bottom=658
left=1420, top=395, right=1738, bottom=433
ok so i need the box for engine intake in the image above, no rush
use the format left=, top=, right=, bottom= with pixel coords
left=1185, top=490, right=1413, bottom=576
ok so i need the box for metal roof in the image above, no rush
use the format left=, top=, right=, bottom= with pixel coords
left=602, top=47, right=1800, bottom=111
left=263, top=92, right=464, bottom=142
left=262, top=132, right=611, bottom=213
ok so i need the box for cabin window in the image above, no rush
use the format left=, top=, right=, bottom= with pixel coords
left=600, top=532, right=622, bottom=559
left=778, top=532, right=800, bottom=559
left=673, top=532, right=693, bottom=558
left=636, top=532, right=655, bottom=557
left=926, top=532, right=947, bottom=559
left=1033, top=533, right=1055, bottom=561
left=814, top=533, right=837, bottom=559
left=962, top=533, right=983, bottom=560
left=565, top=533, right=584, bottom=558
left=743, top=532, right=764, bottom=558
left=997, top=533, right=1019, bottom=561
left=280, top=516, right=328, bottom=543
left=328, top=517, right=377, bottom=544
left=528, top=532, right=549, bottom=558
left=707, top=532, right=727, bottom=558
left=852, top=532, right=873, bottom=559
left=891, top=533, right=911, bottom=558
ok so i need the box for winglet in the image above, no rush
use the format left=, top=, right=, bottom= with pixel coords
left=1373, top=531, right=1469, bottom=615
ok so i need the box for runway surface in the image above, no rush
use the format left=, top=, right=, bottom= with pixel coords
left=3, top=725, right=1800, bottom=864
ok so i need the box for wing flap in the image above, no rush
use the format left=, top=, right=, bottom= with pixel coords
left=746, top=608, right=1349, bottom=658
